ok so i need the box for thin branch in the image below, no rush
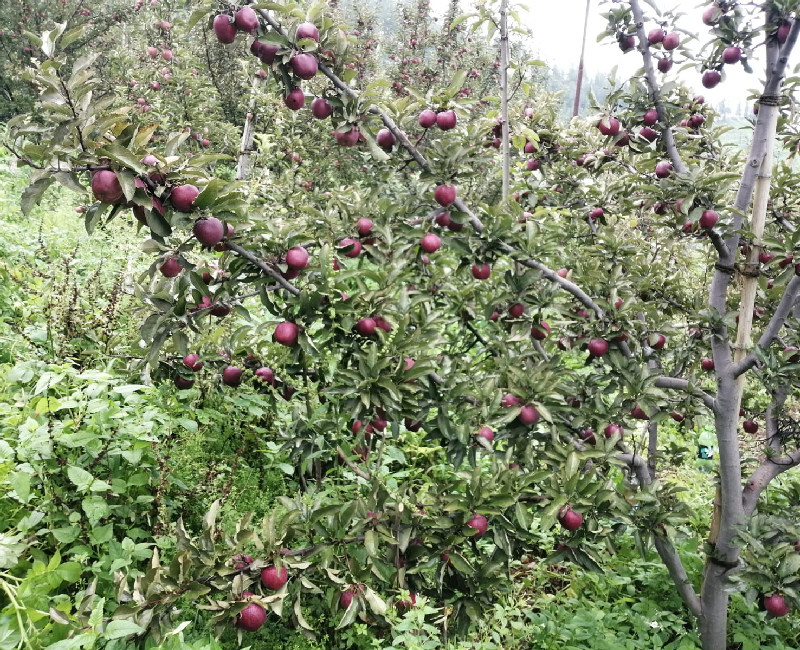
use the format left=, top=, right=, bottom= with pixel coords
left=742, top=447, right=800, bottom=517
left=224, top=241, right=301, bottom=295
left=732, top=275, right=800, bottom=377
left=654, top=376, right=716, bottom=411
left=653, top=534, right=703, bottom=618
left=336, top=446, right=371, bottom=480
left=707, top=229, right=731, bottom=259
left=616, top=452, right=651, bottom=486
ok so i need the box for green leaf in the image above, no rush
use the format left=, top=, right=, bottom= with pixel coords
left=97, top=143, right=145, bottom=174
left=21, top=177, right=55, bottom=215
left=104, top=620, right=145, bottom=640
left=61, top=24, right=87, bottom=49
left=56, top=562, right=83, bottom=583
left=447, top=552, right=474, bottom=574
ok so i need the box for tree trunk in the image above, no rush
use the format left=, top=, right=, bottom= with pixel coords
left=499, top=0, right=510, bottom=199
left=573, top=0, right=591, bottom=117
left=236, top=75, right=261, bottom=181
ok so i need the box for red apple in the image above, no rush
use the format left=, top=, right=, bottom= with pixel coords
left=286, top=246, right=309, bottom=270
left=376, top=128, right=396, bottom=150
left=213, top=15, right=237, bottom=43
left=234, top=6, right=259, bottom=32
left=160, top=256, right=182, bottom=278
left=420, top=233, right=441, bottom=253
left=722, top=46, right=741, bottom=64
left=284, top=87, right=305, bottom=110
left=508, top=302, right=525, bottom=318
left=260, top=566, right=288, bottom=590
left=296, top=22, right=320, bottom=42
left=340, top=238, right=361, bottom=258
left=436, top=110, right=457, bottom=130
left=743, top=420, right=758, bottom=434
left=174, top=376, right=194, bottom=389
left=651, top=333, right=667, bottom=350
left=291, top=53, right=318, bottom=80
left=701, top=358, right=715, bottom=371
left=171, top=184, right=200, bottom=212
left=647, top=29, right=665, bottom=45
left=255, top=367, right=276, bottom=385
left=418, top=109, right=437, bottom=128
left=310, top=97, right=333, bottom=119
left=662, top=32, right=680, bottom=50
left=222, top=366, right=243, bottom=387
left=193, top=217, right=224, bottom=247
left=183, top=353, right=203, bottom=371
left=466, top=513, right=488, bottom=537
left=655, top=161, right=673, bottom=178
left=434, top=185, right=457, bottom=206
left=658, top=57, right=673, bottom=73
left=597, top=117, right=620, bottom=136
left=699, top=210, right=719, bottom=229
left=777, top=21, right=792, bottom=45
left=476, top=426, right=494, bottom=443
left=531, top=321, right=550, bottom=340
left=356, top=318, right=377, bottom=336
left=702, top=70, right=721, bottom=89
left=643, top=109, right=659, bottom=126
left=631, top=405, right=649, bottom=420
left=471, top=263, right=490, bottom=280
left=558, top=506, right=583, bottom=531
left=764, top=594, right=790, bottom=617
left=518, top=405, right=539, bottom=425
left=274, top=322, right=298, bottom=347
left=91, top=170, right=123, bottom=204
left=587, top=338, right=609, bottom=357
left=603, top=423, right=623, bottom=438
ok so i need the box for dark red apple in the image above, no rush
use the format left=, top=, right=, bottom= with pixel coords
left=477, top=426, right=494, bottom=442
left=655, top=161, right=673, bottom=178
left=743, top=420, right=758, bottom=434
left=174, top=376, right=194, bottom=389
left=699, top=210, right=718, bottom=229
left=508, top=302, right=525, bottom=318
left=260, top=566, right=288, bottom=590
left=589, top=207, right=604, bottom=220
left=658, top=57, right=673, bottom=73
left=701, top=358, right=715, bottom=371
left=237, top=599, right=267, bottom=632
left=436, top=110, right=457, bottom=130
left=662, top=32, right=680, bottom=50
left=258, top=42, right=280, bottom=63
left=234, top=6, right=259, bottom=32
left=531, top=321, right=550, bottom=340
left=435, top=212, right=451, bottom=228
left=619, top=34, right=635, bottom=52
left=222, top=366, right=243, bottom=387
left=519, top=405, right=539, bottom=425
left=651, top=333, right=667, bottom=350
left=420, top=233, right=441, bottom=253
left=434, top=185, right=457, bottom=206
left=356, top=318, right=377, bottom=336
left=466, top=513, right=488, bottom=537
left=597, top=117, right=620, bottom=136
left=211, top=303, right=231, bottom=317
left=587, top=338, right=609, bottom=357
left=671, top=412, right=684, bottom=422
left=702, top=70, right=721, bottom=89
left=286, top=246, right=309, bottom=270
left=722, top=46, right=741, bottom=64
left=777, top=21, right=792, bottom=45
left=193, top=217, right=224, bottom=247
left=376, top=128, right=396, bottom=150
left=631, top=405, right=649, bottom=420
left=643, top=109, right=659, bottom=126
left=604, top=423, right=623, bottom=438
left=501, top=393, right=522, bottom=407
left=526, top=159, right=541, bottom=171
left=284, top=88, right=305, bottom=110
left=647, top=29, right=665, bottom=45
left=296, top=22, right=320, bottom=42
left=339, top=238, right=361, bottom=257
left=213, top=14, right=236, bottom=43
left=334, top=128, right=360, bottom=146
left=764, top=594, right=789, bottom=617
left=159, top=256, right=182, bottom=278
left=471, top=263, right=490, bottom=280
left=171, top=184, right=199, bottom=212
left=310, top=97, right=333, bottom=119
left=291, top=53, right=318, bottom=80
left=339, top=590, right=355, bottom=609
left=183, top=353, right=203, bottom=371
left=255, top=367, right=276, bottom=385
left=357, top=218, right=373, bottom=237
left=91, top=170, right=123, bottom=204
left=702, top=6, right=718, bottom=25
left=558, top=506, right=583, bottom=531
left=274, top=322, right=298, bottom=347
left=418, top=109, right=437, bottom=128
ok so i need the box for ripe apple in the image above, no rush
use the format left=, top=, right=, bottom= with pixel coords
left=435, top=212, right=451, bottom=228
left=174, top=376, right=194, bottom=389
left=722, top=46, right=741, bottom=64
left=374, top=315, right=392, bottom=332
left=603, top=423, right=623, bottom=438
left=508, top=302, right=525, bottom=318
left=647, top=29, right=665, bottom=45
left=339, top=590, right=356, bottom=609
left=589, top=207, right=604, bottom=220
left=234, top=6, right=259, bottom=32
left=357, top=218, right=373, bottom=237
left=356, top=318, right=377, bottom=336
left=296, top=22, right=320, bottom=41
left=183, top=353, right=203, bottom=371
left=630, top=405, right=649, bottom=420
left=557, top=268, right=569, bottom=278
left=193, top=217, right=225, bottom=247
left=558, top=506, right=583, bottom=531
left=284, top=87, right=305, bottom=110
left=418, top=109, right=437, bottom=128
left=619, top=34, right=635, bottom=52
left=743, top=420, right=758, bottom=434
left=211, top=303, right=231, bottom=317
left=651, top=333, right=667, bottom=350
left=310, top=97, right=333, bottom=119
left=396, top=593, right=417, bottom=609
left=222, top=366, right=243, bottom=387
left=764, top=594, right=790, bottom=617
left=526, top=159, right=541, bottom=171
left=702, top=6, right=718, bottom=25
left=91, top=170, right=123, bottom=204
left=477, top=426, right=494, bottom=443
left=291, top=53, right=318, bottom=79
left=436, top=110, right=457, bottom=130
left=420, top=233, right=441, bottom=253
left=237, top=597, right=267, bottom=632
left=171, top=184, right=200, bottom=213
left=524, top=141, right=536, bottom=154
left=701, top=358, right=715, bottom=371
left=658, top=57, right=673, bottom=73
left=531, top=321, right=550, bottom=340
left=260, top=566, right=288, bottom=590
left=405, top=418, right=422, bottom=432
left=643, top=109, right=659, bottom=126
left=699, top=210, right=719, bottom=229
left=255, top=367, right=276, bottom=385
left=519, top=405, right=539, bottom=425
left=334, top=128, right=360, bottom=146
left=597, top=117, right=620, bottom=136
left=702, top=70, right=721, bottom=89
left=671, top=412, right=684, bottom=422
left=471, top=263, right=491, bottom=280
left=376, top=128, right=396, bottom=150
left=655, top=161, right=673, bottom=178
left=466, top=513, right=488, bottom=537
left=213, top=15, right=237, bottom=43
left=340, top=238, right=362, bottom=257
left=274, top=321, right=298, bottom=347
left=286, top=246, right=309, bottom=270
left=160, top=256, right=182, bottom=278
left=587, top=338, right=609, bottom=357
left=258, top=42, right=280, bottom=63
left=501, top=393, right=522, bottom=407
left=434, top=185, right=457, bottom=206
left=662, top=32, right=680, bottom=50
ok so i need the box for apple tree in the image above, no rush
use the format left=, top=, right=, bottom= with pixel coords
left=6, top=0, right=800, bottom=649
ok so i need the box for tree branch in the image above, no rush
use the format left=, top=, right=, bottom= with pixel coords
left=707, top=229, right=731, bottom=259
left=653, top=534, right=703, bottom=618
left=224, top=241, right=301, bottom=296
left=336, top=446, right=371, bottom=480
left=731, top=275, right=800, bottom=377
left=654, top=376, right=716, bottom=410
